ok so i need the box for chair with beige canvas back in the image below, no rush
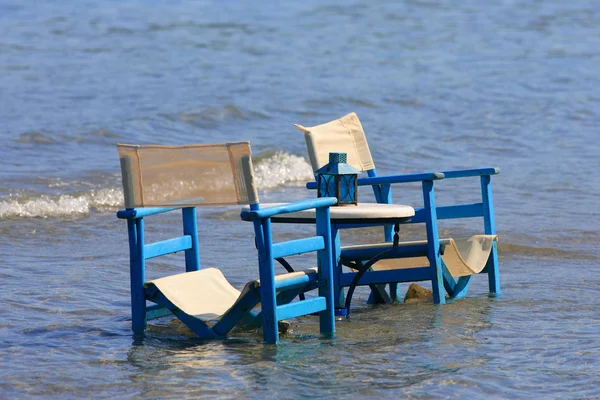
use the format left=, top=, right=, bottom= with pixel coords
left=116, top=142, right=337, bottom=344
left=296, top=112, right=500, bottom=314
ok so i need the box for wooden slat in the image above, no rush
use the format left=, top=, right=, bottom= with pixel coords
left=144, top=236, right=192, bottom=259
left=276, top=297, right=327, bottom=321
left=339, top=267, right=432, bottom=287
left=146, top=304, right=172, bottom=320
left=274, top=272, right=319, bottom=291
left=341, top=242, right=429, bottom=262
left=271, top=236, right=325, bottom=258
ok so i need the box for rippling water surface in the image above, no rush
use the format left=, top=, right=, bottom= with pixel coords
left=1, top=0, right=599, bottom=398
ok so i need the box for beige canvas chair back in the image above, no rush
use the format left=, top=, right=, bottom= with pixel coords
left=117, top=142, right=258, bottom=208
left=295, top=112, right=375, bottom=172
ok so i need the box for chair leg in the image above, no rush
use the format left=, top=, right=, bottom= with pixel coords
left=331, top=226, right=345, bottom=309
left=129, top=219, right=147, bottom=334
left=367, top=284, right=392, bottom=304
left=317, top=206, right=335, bottom=337
left=388, top=283, right=400, bottom=302
left=422, top=180, right=445, bottom=304
left=174, top=310, right=219, bottom=339
left=260, top=285, right=279, bottom=344
left=487, top=243, right=500, bottom=294
left=481, top=175, right=500, bottom=295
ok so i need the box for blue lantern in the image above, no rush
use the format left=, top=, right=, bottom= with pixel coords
left=316, top=152, right=359, bottom=206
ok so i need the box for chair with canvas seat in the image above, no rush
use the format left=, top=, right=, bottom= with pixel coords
left=116, top=142, right=337, bottom=344
left=295, top=112, right=500, bottom=311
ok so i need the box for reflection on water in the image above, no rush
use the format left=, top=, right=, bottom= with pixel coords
left=121, top=298, right=506, bottom=398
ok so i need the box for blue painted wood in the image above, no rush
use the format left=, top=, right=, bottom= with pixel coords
left=117, top=207, right=179, bottom=220
left=449, top=276, right=472, bottom=300
left=245, top=280, right=321, bottom=330
left=316, top=205, right=335, bottom=336
left=174, top=310, right=219, bottom=339
left=241, top=197, right=337, bottom=220
left=212, top=284, right=261, bottom=336
left=409, top=203, right=484, bottom=224
left=271, top=236, right=325, bottom=259
left=358, top=172, right=445, bottom=186
left=441, top=167, right=500, bottom=179
left=440, top=262, right=457, bottom=296
left=365, top=168, right=398, bottom=302
left=422, top=180, right=445, bottom=304
left=331, top=225, right=345, bottom=308
left=276, top=297, right=327, bottom=321
left=146, top=304, right=172, bottom=320
left=481, top=175, right=500, bottom=294
left=339, top=267, right=432, bottom=286
left=273, top=273, right=318, bottom=291
left=341, top=242, right=430, bottom=261
left=366, top=284, right=392, bottom=304
left=254, top=218, right=279, bottom=344
left=305, top=171, right=445, bottom=190
left=275, top=280, right=319, bottom=306
left=143, top=236, right=192, bottom=260
left=388, top=283, right=400, bottom=301
left=182, top=207, right=201, bottom=272
left=379, top=183, right=394, bottom=242
left=130, top=218, right=147, bottom=333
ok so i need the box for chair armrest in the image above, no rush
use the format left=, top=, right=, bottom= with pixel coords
left=440, top=167, right=500, bottom=179
left=240, top=197, right=338, bottom=220
left=305, top=172, right=444, bottom=190
left=117, top=207, right=180, bottom=220
left=357, top=172, right=445, bottom=186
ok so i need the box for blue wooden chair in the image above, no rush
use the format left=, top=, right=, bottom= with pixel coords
left=116, top=142, right=337, bottom=344
left=296, top=112, right=500, bottom=312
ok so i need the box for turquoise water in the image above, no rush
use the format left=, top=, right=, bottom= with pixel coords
left=1, top=0, right=599, bottom=398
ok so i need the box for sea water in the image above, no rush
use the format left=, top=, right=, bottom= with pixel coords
left=1, top=0, right=599, bottom=398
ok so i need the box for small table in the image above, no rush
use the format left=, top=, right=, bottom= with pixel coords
left=243, top=202, right=415, bottom=315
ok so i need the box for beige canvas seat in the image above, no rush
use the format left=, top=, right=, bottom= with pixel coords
left=145, top=267, right=318, bottom=321
left=345, top=236, right=497, bottom=277
left=296, top=112, right=500, bottom=307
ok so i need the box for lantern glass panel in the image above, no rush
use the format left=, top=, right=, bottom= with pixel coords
left=339, top=174, right=357, bottom=205
left=318, top=174, right=337, bottom=198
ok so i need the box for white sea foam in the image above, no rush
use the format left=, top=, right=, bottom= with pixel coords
left=253, top=152, right=314, bottom=190
left=0, top=188, right=124, bottom=218
left=0, top=152, right=314, bottom=218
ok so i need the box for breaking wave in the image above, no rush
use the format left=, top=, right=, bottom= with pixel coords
left=253, top=151, right=314, bottom=190
left=0, top=189, right=123, bottom=219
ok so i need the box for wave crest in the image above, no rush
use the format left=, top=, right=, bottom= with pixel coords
left=253, top=152, right=314, bottom=190
left=0, top=189, right=123, bottom=219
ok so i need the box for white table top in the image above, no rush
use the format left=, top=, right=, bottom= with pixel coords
left=242, top=202, right=415, bottom=224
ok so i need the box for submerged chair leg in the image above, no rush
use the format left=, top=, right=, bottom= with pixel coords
left=331, top=225, right=345, bottom=309
left=316, top=207, right=335, bottom=337
left=481, top=175, right=500, bottom=295
left=371, top=180, right=402, bottom=303
left=128, top=218, right=147, bottom=334
left=422, top=180, right=445, bottom=304
left=254, top=218, right=279, bottom=344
